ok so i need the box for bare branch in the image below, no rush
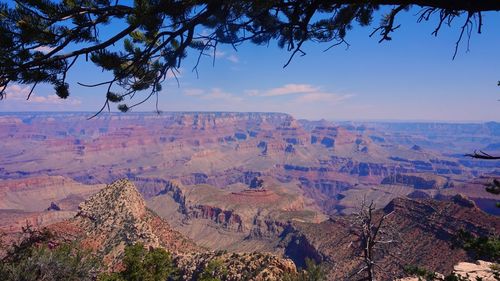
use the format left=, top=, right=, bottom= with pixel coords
left=465, top=150, right=500, bottom=160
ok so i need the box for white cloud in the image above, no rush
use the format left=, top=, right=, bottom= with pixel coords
left=211, top=50, right=239, bottom=64
left=4, top=84, right=30, bottom=100
left=247, top=84, right=351, bottom=102
left=183, top=88, right=205, bottom=96
left=244, top=89, right=260, bottom=96
left=156, top=84, right=356, bottom=120
left=203, top=88, right=243, bottom=103
left=3, top=84, right=81, bottom=106
left=183, top=87, right=243, bottom=103
left=262, top=83, right=320, bottom=97
left=239, top=84, right=354, bottom=119
left=31, top=94, right=81, bottom=106
left=293, top=92, right=354, bottom=104
left=215, top=51, right=226, bottom=58
left=226, top=54, right=239, bottom=63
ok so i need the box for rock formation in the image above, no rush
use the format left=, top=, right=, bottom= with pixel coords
left=46, top=179, right=297, bottom=279
left=49, top=179, right=199, bottom=266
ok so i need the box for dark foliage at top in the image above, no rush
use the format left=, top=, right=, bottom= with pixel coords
left=1, top=0, right=498, bottom=115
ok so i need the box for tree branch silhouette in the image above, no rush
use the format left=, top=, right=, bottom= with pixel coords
left=465, top=150, right=500, bottom=160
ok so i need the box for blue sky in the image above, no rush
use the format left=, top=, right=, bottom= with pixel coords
left=1, top=7, right=499, bottom=122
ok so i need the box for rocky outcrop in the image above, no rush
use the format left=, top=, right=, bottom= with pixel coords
left=76, top=179, right=155, bottom=241
left=248, top=218, right=288, bottom=239
left=407, top=190, right=431, bottom=199
left=47, top=202, right=61, bottom=211
left=453, top=260, right=499, bottom=280
left=451, top=193, right=477, bottom=208
left=189, top=205, right=244, bottom=232
left=50, top=179, right=199, bottom=266
left=157, top=181, right=188, bottom=214
left=175, top=251, right=296, bottom=281
left=397, top=260, right=499, bottom=281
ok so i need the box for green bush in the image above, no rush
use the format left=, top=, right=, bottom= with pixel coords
left=99, top=243, right=178, bottom=281
left=457, top=230, right=500, bottom=262
left=0, top=237, right=99, bottom=281
left=404, top=265, right=438, bottom=281
left=283, top=258, right=325, bottom=281
left=197, top=259, right=226, bottom=281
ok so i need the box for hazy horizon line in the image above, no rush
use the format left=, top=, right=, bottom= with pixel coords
left=0, top=111, right=498, bottom=124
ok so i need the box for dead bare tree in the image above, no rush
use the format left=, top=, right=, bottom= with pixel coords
left=347, top=200, right=398, bottom=281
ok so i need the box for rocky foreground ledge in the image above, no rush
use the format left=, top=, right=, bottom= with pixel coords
left=398, top=260, right=499, bottom=281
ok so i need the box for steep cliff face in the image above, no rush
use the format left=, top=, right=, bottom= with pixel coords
left=247, top=217, right=289, bottom=239
left=189, top=205, right=244, bottom=232
left=154, top=181, right=245, bottom=232
left=347, top=161, right=391, bottom=177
